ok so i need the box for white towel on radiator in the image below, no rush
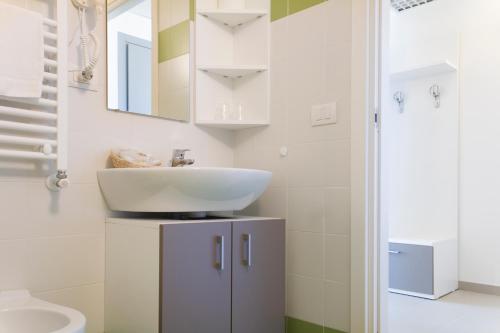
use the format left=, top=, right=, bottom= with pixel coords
left=0, top=3, right=44, bottom=98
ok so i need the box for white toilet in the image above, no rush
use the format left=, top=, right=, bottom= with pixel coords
left=0, top=290, right=86, bottom=333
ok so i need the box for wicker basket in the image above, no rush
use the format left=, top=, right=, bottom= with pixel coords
left=110, top=149, right=163, bottom=168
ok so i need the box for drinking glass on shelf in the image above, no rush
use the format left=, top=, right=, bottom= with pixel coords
left=228, top=103, right=243, bottom=121
left=215, top=103, right=229, bottom=121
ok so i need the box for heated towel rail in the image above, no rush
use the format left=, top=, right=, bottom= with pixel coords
left=0, top=1, right=68, bottom=190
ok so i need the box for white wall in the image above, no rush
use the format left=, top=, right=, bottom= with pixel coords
left=235, top=1, right=352, bottom=331
left=0, top=1, right=234, bottom=332
left=388, top=0, right=500, bottom=287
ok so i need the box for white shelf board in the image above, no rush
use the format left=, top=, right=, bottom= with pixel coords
left=391, top=60, right=457, bottom=81
left=196, top=120, right=269, bottom=130
left=198, top=9, right=267, bottom=27
left=389, top=237, right=456, bottom=247
left=198, top=65, right=267, bottom=79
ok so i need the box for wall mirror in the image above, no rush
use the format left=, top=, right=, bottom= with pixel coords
left=106, top=0, right=192, bottom=121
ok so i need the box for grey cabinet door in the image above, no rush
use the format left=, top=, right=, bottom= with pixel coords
left=389, top=242, right=434, bottom=295
left=161, top=222, right=231, bottom=333
left=232, top=219, right=286, bottom=333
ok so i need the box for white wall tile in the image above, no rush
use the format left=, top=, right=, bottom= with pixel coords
left=270, top=18, right=289, bottom=62
left=287, top=231, right=324, bottom=278
left=325, top=187, right=350, bottom=235
left=287, top=274, right=325, bottom=326
left=0, top=235, right=104, bottom=292
left=234, top=144, right=287, bottom=191
left=287, top=142, right=326, bottom=187
left=286, top=4, right=327, bottom=65
left=130, top=116, right=234, bottom=167
left=325, top=43, right=352, bottom=103
left=0, top=160, right=53, bottom=182
left=287, top=187, right=324, bottom=232
left=0, top=182, right=30, bottom=229
left=325, top=139, right=350, bottom=187
left=235, top=128, right=256, bottom=155
left=68, top=131, right=124, bottom=184
left=325, top=0, right=352, bottom=47
left=286, top=4, right=327, bottom=111
left=325, top=234, right=350, bottom=284
left=242, top=186, right=287, bottom=218
left=252, top=146, right=287, bottom=188
left=158, top=0, right=172, bottom=30
left=160, top=55, right=190, bottom=91
left=324, top=281, right=350, bottom=332
left=171, top=0, right=190, bottom=26
left=0, top=183, right=105, bottom=240
left=234, top=143, right=256, bottom=169
left=286, top=73, right=327, bottom=146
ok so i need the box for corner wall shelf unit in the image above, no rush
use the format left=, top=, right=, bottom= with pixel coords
left=391, top=60, right=457, bottom=81
left=195, top=0, right=270, bottom=130
left=197, top=9, right=267, bottom=27
left=197, top=65, right=267, bottom=78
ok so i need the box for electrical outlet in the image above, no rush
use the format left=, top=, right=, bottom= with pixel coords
left=311, top=102, right=337, bottom=127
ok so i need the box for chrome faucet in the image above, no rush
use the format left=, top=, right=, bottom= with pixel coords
left=171, top=149, right=195, bottom=167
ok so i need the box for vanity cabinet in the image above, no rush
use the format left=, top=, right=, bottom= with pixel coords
left=231, top=220, right=285, bottom=333
left=105, top=217, right=285, bottom=333
left=161, top=222, right=232, bottom=333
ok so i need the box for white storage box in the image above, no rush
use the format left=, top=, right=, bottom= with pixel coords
left=389, top=237, right=458, bottom=299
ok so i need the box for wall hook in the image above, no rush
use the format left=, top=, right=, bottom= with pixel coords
left=393, top=91, right=405, bottom=113
left=429, top=84, right=441, bottom=108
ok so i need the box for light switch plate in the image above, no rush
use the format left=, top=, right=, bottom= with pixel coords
left=311, top=102, right=337, bottom=126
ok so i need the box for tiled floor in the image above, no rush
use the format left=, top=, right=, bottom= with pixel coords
left=388, top=291, right=500, bottom=333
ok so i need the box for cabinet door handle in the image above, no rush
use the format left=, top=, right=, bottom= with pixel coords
left=215, top=235, right=224, bottom=271
left=242, top=233, right=252, bottom=267
left=389, top=250, right=401, bottom=254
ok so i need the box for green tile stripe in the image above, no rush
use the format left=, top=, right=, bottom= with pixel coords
left=158, top=20, right=190, bottom=63
left=271, top=0, right=327, bottom=21
left=271, top=0, right=288, bottom=21
left=190, top=0, right=196, bottom=21
left=287, top=317, right=323, bottom=333
left=286, top=317, right=347, bottom=333
left=288, top=0, right=326, bottom=15
left=325, top=327, right=347, bottom=333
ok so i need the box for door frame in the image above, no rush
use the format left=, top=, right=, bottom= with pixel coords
left=378, top=1, right=392, bottom=332
left=350, top=0, right=378, bottom=332
left=368, top=0, right=391, bottom=332
left=350, top=0, right=388, bottom=332
left=117, top=32, right=152, bottom=111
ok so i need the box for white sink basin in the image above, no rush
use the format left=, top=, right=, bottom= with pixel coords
left=97, top=167, right=272, bottom=212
